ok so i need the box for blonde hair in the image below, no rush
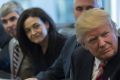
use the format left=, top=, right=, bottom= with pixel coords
left=75, top=8, right=114, bottom=42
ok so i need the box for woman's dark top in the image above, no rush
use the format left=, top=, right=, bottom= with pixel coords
left=19, top=33, right=66, bottom=79
left=31, top=33, right=66, bottom=74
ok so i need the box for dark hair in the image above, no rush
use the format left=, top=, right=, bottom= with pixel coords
left=17, top=7, right=57, bottom=54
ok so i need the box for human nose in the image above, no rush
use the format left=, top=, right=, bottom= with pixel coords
left=98, top=37, right=106, bottom=48
left=82, top=8, right=87, bottom=12
left=31, top=28, right=36, bottom=34
left=6, top=21, right=13, bottom=28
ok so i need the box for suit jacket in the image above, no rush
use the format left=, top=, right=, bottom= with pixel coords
left=0, top=21, right=11, bottom=78
left=0, top=43, right=11, bottom=79
left=71, top=37, right=120, bottom=80
left=0, top=40, right=11, bottom=73
left=37, top=35, right=79, bottom=80
left=0, top=70, right=11, bottom=79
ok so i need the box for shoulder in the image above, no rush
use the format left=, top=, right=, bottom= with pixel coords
left=56, top=33, right=67, bottom=40
left=55, top=33, right=67, bottom=45
left=72, top=47, right=93, bottom=63
left=60, top=35, right=77, bottom=55
left=62, top=35, right=77, bottom=46
left=9, top=38, right=19, bottom=52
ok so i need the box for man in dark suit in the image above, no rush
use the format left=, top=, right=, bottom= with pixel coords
left=58, top=0, right=102, bottom=37
left=0, top=1, right=24, bottom=79
left=0, top=20, right=11, bottom=78
left=25, top=0, right=102, bottom=80
left=36, top=35, right=78, bottom=80
left=71, top=8, right=120, bottom=80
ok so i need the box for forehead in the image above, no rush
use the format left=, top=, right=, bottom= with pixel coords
left=24, top=17, right=41, bottom=27
left=1, top=12, right=19, bottom=20
left=74, top=0, right=97, bottom=7
left=85, top=23, right=111, bottom=37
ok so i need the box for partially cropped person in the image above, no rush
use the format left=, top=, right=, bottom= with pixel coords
left=0, top=20, right=11, bottom=78
left=25, top=0, right=102, bottom=80
left=118, top=28, right=120, bottom=36
left=16, top=7, right=66, bottom=79
left=71, top=8, right=120, bottom=80
left=58, top=0, right=101, bottom=37
left=0, top=1, right=24, bottom=79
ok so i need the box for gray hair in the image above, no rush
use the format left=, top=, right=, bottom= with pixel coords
left=74, top=0, right=102, bottom=8
left=0, top=1, right=24, bottom=17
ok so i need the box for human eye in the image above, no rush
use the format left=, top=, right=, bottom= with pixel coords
left=1, top=19, right=7, bottom=24
left=76, top=6, right=83, bottom=12
left=25, top=28, right=30, bottom=33
left=33, top=23, right=40, bottom=29
left=101, top=32, right=109, bottom=37
left=87, top=37, right=97, bottom=44
left=9, top=16, right=17, bottom=22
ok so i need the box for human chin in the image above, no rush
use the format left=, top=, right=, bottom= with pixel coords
left=32, top=38, right=44, bottom=44
left=101, top=50, right=116, bottom=61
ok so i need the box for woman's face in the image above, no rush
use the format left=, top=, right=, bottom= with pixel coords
left=24, top=17, right=49, bottom=44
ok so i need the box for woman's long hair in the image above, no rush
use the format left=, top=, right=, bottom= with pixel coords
left=17, top=7, right=58, bottom=55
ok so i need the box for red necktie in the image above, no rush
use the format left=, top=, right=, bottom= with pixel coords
left=96, top=62, right=105, bottom=80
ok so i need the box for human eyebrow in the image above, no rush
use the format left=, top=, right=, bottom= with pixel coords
left=101, top=32, right=109, bottom=37
left=9, top=16, right=17, bottom=21
left=32, top=23, right=40, bottom=29
left=87, top=36, right=98, bottom=44
left=1, top=19, right=7, bottom=24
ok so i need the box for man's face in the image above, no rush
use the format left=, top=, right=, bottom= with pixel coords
left=1, top=12, right=19, bottom=37
left=82, top=22, right=118, bottom=61
left=74, top=0, right=98, bottom=19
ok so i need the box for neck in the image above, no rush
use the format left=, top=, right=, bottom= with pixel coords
left=40, top=36, right=48, bottom=54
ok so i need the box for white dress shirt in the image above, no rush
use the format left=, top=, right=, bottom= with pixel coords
left=92, top=58, right=101, bottom=80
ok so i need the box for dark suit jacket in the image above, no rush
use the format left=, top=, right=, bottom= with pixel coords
left=71, top=37, right=120, bottom=80
left=37, top=35, right=79, bottom=80
left=0, top=21, right=11, bottom=78
left=0, top=70, right=11, bottom=79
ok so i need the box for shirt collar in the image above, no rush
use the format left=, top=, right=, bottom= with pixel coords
left=95, top=57, right=101, bottom=69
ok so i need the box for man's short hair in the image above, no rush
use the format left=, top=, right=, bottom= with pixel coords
left=0, top=1, right=23, bottom=17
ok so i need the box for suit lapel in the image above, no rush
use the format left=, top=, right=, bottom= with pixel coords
left=9, top=38, right=24, bottom=79
left=72, top=47, right=94, bottom=80
left=63, top=36, right=77, bottom=77
left=103, top=38, right=120, bottom=79
left=80, top=51, right=94, bottom=80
